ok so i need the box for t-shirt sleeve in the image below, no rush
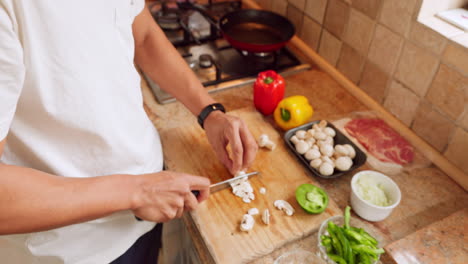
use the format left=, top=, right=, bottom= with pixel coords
left=132, top=0, right=146, bottom=17
left=0, top=3, right=25, bottom=141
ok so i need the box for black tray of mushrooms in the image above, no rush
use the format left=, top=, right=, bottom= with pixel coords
left=284, top=120, right=367, bottom=179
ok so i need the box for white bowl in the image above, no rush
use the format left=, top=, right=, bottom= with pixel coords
left=350, top=170, right=401, bottom=222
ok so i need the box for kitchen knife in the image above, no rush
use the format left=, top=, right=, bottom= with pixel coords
left=136, top=172, right=260, bottom=221
left=191, top=171, right=260, bottom=197
left=209, top=171, right=260, bottom=193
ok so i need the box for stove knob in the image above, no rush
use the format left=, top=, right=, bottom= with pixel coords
left=199, top=54, right=213, bottom=68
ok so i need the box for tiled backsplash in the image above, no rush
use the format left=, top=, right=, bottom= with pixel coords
left=255, top=0, right=468, bottom=174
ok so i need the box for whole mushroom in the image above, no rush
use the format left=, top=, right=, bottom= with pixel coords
left=335, top=156, right=353, bottom=171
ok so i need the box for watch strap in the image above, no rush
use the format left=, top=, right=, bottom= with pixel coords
left=197, top=103, right=226, bottom=129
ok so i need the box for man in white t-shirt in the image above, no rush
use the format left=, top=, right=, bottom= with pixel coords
left=0, top=1, right=257, bottom=263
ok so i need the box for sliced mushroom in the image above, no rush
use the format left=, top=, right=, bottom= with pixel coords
left=240, top=214, right=255, bottom=232
left=274, top=200, right=295, bottom=216
left=262, top=209, right=270, bottom=225
left=248, top=208, right=259, bottom=215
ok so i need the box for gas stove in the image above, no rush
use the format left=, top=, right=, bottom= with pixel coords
left=143, top=0, right=310, bottom=104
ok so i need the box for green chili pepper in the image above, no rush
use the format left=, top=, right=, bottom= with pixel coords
left=328, top=254, right=347, bottom=264
left=351, top=244, right=385, bottom=260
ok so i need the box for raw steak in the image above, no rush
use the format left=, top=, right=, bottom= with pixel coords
left=344, top=118, right=414, bottom=165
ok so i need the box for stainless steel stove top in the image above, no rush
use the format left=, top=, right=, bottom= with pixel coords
left=143, top=0, right=310, bottom=104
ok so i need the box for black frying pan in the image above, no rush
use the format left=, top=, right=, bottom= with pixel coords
left=219, top=9, right=295, bottom=53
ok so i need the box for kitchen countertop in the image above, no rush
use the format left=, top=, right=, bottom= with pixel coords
left=140, top=59, right=467, bottom=263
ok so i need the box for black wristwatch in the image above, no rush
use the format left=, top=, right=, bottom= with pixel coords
left=197, top=103, right=226, bottom=129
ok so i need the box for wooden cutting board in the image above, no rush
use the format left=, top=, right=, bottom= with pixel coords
left=160, top=106, right=341, bottom=263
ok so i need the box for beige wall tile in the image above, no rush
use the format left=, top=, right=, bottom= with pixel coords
left=323, top=0, right=350, bottom=38
left=318, top=30, right=343, bottom=66
left=383, top=81, right=420, bottom=126
left=304, top=0, right=328, bottom=24
left=359, top=61, right=389, bottom=104
left=288, top=0, right=306, bottom=10
left=368, top=24, right=404, bottom=74
left=380, top=0, right=418, bottom=37
left=444, top=128, right=468, bottom=175
left=410, top=22, right=448, bottom=55
left=300, top=16, right=322, bottom=51
left=343, top=8, right=375, bottom=55
left=457, top=110, right=468, bottom=131
left=271, top=0, right=288, bottom=16
left=443, top=43, right=468, bottom=75
left=395, top=42, right=439, bottom=97
left=411, top=101, right=455, bottom=151
left=352, top=0, right=382, bottom=19
left=337, top=43, right=365, bottom=84
left=286, top=5, right=304, bottom=34
left=426, top=64, right=468, bottom=121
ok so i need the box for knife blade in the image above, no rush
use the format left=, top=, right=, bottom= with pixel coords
left=190, top=171, right=260, bottom=197
left=209, top=171, right=260, bottom=193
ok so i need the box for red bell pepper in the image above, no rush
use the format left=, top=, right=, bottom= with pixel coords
left=253, top=70, right=285, bottom=115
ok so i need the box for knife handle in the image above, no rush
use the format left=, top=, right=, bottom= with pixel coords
left=135, top=190, right=200, bottom=221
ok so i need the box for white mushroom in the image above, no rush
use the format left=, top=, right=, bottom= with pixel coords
left=344, top=144, right=356, bottom=159
left=248, top=208, right=259, bottom=215
left=262, top=209, right=270, bottom=225
left=322, top=156, right=335, bottom=167
left=334, top=145, right=349, bottom=157
left=259, top=187, right=266, bottom=195
left=305, top=148, right=321, bottom=160
left=312, top=124, right=322, bottom=131
left=314, top=131, right=327, bottom=141
left=318, top=120, right=328, bottom=128
left=320, top=144, right=334, bottom=157
left=306, top=129, right=315, bottom=138
left=319, top=162, right=334, bottom=176
left=240, top=214, right=255, bottom=232
left=322, top=136, right=334, bottom=146
left=295, top=140, right=310, bottom=154
left=274, top=200, right=295, bottom=216
left=335, top=156, right=353, bottom=171
left=323, top=127, right=336, bottom=137
left=305, top=137, right=316, bottom=147
left=290, top=135, right=300, bottom=145
left=258, top=134, right=276, bottom=150
left=295, top=130, right=307, bottom=140
left=310, top=158, right=322, bottom=169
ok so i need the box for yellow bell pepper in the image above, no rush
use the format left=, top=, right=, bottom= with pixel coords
left=273, top=95, right=314, bottom=130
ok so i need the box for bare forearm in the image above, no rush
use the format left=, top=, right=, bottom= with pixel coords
left=134, top=9, right=214, bottom=116
left=0, top=164, right=136, bottom=234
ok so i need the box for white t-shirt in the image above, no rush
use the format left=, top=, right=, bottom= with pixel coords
left=0, top=1, right=164, bottom=263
